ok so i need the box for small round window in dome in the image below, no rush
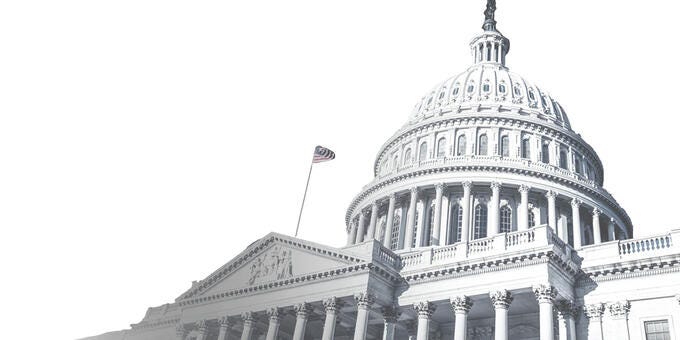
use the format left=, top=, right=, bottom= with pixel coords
left=499, top=83, right=506, bottom=93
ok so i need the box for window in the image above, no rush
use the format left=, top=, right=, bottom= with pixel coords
left=575, top=157, right=582, bottom=174
left=453, top=84, right=460, bottom=96
left=427, top=96, right=433, bottom=106
left=513, top=83, right=521, bottom=96
left=473, top=205, right=488, bottom=239
left=528, top=89, right=536, bottom=101
left=404, top=148, right=412, bottom=164
left=426, top=202, right=436, bottom=246
left=467, top=83, right=475, bottom=93
left=439, top=91, right=446, bottom=100
left=393, top=155, right=399, bottom=169
left=390, top=210, right=401, bottom=250
left=499, top=83, right=506, bottom=93
left=457, top=135, right=467, bottom=156
left=419, top=142, right=428, bottom=161
left=478, top=134, right=488, bottom=156
left=542, top=142, right=550, bottom=163
left=483, top=83, right=490, bottom=92
left=500, top=206, right=512, bottom=233
left=541, top=95, right=548, bottom=107
left=412, top=209, right=419, bottom=248
left=455, top=205, right=463, bottom=243
left=644, top=320, right=671, bottom=340
left=528, top=210, right=536, bottom=228
left=521, top=138, right=531, bottom=159
left=437, top=138, right=447, bottom=158
left=501, top=135, right=510, bottom=157
left=559, top=148, right=568, bottom=169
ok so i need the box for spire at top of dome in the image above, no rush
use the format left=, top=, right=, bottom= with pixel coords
left=482, top=0, right=497, bottom=32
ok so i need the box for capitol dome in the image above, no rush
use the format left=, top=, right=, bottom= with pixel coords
left=344, top=6, right=632, bottom=253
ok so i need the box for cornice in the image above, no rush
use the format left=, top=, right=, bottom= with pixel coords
left=345, top=164, right=631, bottom=232
left=577, top=255, right=680, bottom=286
left=131, top=318, right=180, bottom=331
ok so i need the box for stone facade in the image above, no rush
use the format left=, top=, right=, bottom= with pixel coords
left=81, top=2, right=680, bottom=340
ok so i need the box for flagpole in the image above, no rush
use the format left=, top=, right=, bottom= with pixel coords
left=294, top=160, right=314, bottom=237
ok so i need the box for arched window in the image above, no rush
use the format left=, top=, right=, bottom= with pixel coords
left=499, top=82, right=506, bottom=93
left=457, top=135, right=467, bottom=156
left=528, top=89, right=536, bottom=101
left=419, top=142, right=428, bottom=162
left=478, top=134, right=489, bottom=156
left=412, top=208, right=420, bottom=248
left=455, top=205, right=464, bottom=243
left=500, top=206, right=512, bottom=233
left=474, top=205, right=488, bottom=239
left=404, top=148, right=412, bottom=164
left=501, top=135, right=510, bottom=157
left=483, top=82, right=490, bottom=93
left=438, top=91, right=446, bottom=100
left=393, top=155, right=399, bottom=169
left=378, top=217, right=387, bottom=243
left=513, top=83, right=521, bottom=96
left=528, top=210, right=536, bottom=228
left=467, top=82, right=475, bottom=93
left=453, top=83, right=460, bottom=96
left=542, top=142, right=550, bottom=163
left=437, top=138, right=447, bottom=158
left=574, top=157, right=582, bottom=174
left=426, top=202, right=436, bottom=246
left=390, top=210, right=401, bottom=250
left=521, top=138, right=531, bottom=159
left=559, top=148, right=568, bottom=169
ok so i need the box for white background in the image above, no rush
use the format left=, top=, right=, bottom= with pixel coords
left=1, top=1, right=678, bottom=339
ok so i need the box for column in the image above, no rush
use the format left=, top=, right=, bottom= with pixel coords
left=451, top=296, right=473, bottom=340
left=322, top=297, right=343, bottom=340
left=381, top=306, right=401, bottom=340
left=383, top=194, right=397, bottom=248
left=265, top=308, right=281, bottom=340
left=546, top=191, right=558, bottom=232
left=489, top=182, right=501, bottom=235
left=439, top=195, right=450, bottom=244
left=606, top=301, right=631, bottom=340
left=490, top=290, right=513, bottom=340
left=293, top=303, right=311, bottom=340
left=405, top=187, right=419, bottom=250
left=356, top=211, right=367, bottom=243
left=584, top=304, right=605, bottom=340
left=196, top=320, right=208, bottom=340
left=518, top=185, right=530, bottom=230
left=414, top=301, right=436, bottom=340
left=217, top=317, right=233, bottom=340
left=556, top=301, right=577, bottom=340
left=592, top=209, right=602, bottom=244
left=241, top=312, right=255, bottom=340
left=353, top=292, right=375, bottom=340
left=432, top=183, right=445, bottom=245
left=406, top=320, right=418, bottom=340
left=533, top=285, right=557, bottom=340
left=175, top=324, right=186, bottom=340
left=414, top=198, right=426, bottom=247
left=367, top=202, right=379, bottom=240
left=460, top=182, right=472, bottom=244
left=347, top=222, right=358, bottom=246
left=608, top=218, right=616, bottom=241
left=571, top=199, right=582, bottom=248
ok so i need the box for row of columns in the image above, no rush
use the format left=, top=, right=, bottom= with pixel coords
left=410, top=285, right=563, bottom=340
left=349, top=182, right=624, bottom=249
left=176, top=293, right=377, bottom=340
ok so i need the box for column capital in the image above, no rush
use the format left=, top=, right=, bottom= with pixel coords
left=435, top=182, right=446, bottom=192
left=361, top=210, right=370, bottom=217
left=462, top=181, right=473, bottom=190
left=570, top=198, right=582, bottom=207
left=490, top=181, right=502, bottom=191
left=450, top=295, right=473, bottom=313
left=242, top=311, right=255, bottom=322
left=294, top=303, right=312, bottom=317
left=371, top=201, right=379, bottom=208
left=175, top=323, right=186, bottom=337
left=584, top=303, right=605, bottom=319
left=381, top=305, right=402, bottom=323
left=545, top=190, right=558, bottom=199
left=323, top=297, right=344, bottom=313
left=266, top=307, right=282, bottom=320
left=607, top=301, right=630, bottom=319
left=354, top=292, right=375, bottom=308
left=219, top=316, right=234, bottom=328
left=410, top=187, right=419, bottom=195
left=592, top=208, right=602, bottom=217
left=413, top=301, right=436, bottom=318
left=196, top=320, right=207, bottom=332
left=532, top=284, right=557, bottom=304
left=518, top=184, right=531, bottom=194
left=556, top=300, right=577, bottom=319
left=388, top=192, right=397, bottom=201
left=489, top=290, right=513, bottom=309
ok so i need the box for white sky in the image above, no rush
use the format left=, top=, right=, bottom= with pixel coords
left=1, top=1, right=679, bottom=339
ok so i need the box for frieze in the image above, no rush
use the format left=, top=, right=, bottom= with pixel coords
left=248, top=244, right=293, bottom=285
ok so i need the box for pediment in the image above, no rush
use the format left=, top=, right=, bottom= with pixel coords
left=178, top=233, right=365, bottom=299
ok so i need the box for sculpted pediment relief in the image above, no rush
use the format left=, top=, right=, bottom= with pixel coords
left=181, top=233, right=363, bottom=299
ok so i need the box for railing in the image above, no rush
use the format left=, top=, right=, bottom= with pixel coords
left=376, top=244, right=401, bottom=268
left=507, top=229, right=536, bottom=248
left=400, top=252, right=423, bottom=268
left=468, top=238, right=494, bottom=255
left=618, top=234, right=673, bottom=255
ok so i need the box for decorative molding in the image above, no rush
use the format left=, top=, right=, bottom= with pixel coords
left=450, top=296, right=473, bottom=313
left=248, top=244, right=293, bottom=285
left=532, top=284, right=557, bottom=304
left=489, top=290, right=513, bottom=309
left=413, top=301, right=437, bottom=318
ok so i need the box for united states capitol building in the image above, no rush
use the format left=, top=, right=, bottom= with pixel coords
left=85, top=2, right=680, bottom=340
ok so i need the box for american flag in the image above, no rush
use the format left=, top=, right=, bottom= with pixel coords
left=312, top=145, right=336, bottom=163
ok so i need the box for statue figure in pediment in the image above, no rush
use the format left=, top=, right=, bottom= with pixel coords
left=248, top=245, right=294, bottom=285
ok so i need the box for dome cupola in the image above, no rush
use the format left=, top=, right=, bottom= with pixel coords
left=471, top=0, right=510, bottom=66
